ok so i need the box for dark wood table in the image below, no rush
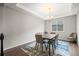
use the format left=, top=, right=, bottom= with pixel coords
left=42, top=34, right=58, bottom=56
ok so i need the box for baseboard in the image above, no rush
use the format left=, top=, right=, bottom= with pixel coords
left=4, top=40, right=35, bottom=51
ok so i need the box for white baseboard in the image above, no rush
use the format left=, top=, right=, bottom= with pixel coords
left=4, top=40, right=35, bottom=51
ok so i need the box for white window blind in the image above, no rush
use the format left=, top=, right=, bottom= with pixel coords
left=52, top=20, right=63, bottom=31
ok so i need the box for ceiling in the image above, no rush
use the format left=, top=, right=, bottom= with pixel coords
left=5, top=3, right=79, bottom=20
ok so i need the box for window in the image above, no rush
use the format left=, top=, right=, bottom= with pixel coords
left=52, top=20, right=63, bottom=31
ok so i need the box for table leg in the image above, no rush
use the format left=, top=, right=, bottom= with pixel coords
left=49, top=40, right=51, bottom=56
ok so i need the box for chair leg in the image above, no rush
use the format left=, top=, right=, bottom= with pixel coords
left=53, top=40, right=58, bottom=55
left=45, top=44, right=48, bottom=50
left=52, top=44, right=54, bottom=55
left=35, top=42, right=38, bottom=50
left=53, top=40, right=56, bottom=49
left=42, top=44, right=43, bottom=52
left=37, top=43, right=39, bottom=50
left=54, top=40, right=58, bottom=50
left=51, top=40, right=56, bottom=55
left=40, top=44, right=43, bottom=52
left=35, top=43, right=37, bottom=49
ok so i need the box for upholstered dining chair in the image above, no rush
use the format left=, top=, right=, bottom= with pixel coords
left=50, top=32, right=56, bottom=34
left=35, top=34, right=47, bottom=52
left=53, top=34, right=59, bottom=49
left=49, top=34, right=59, bottom=54
left=44, top=32, right=48, bottom=34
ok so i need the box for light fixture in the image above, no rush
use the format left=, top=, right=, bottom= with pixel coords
left=40, top=4, right=54, bottom=20
left=47, top=7, right=53, bottom=20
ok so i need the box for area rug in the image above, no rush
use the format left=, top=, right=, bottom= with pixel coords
left=21, top=46, right=51, bottom=56
left=20, top=40, right=69, bottom=56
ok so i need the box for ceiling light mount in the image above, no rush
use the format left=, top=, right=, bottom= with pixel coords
left=48, top=7, right=53, bottom=20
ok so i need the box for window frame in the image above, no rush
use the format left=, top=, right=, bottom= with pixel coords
left=52, top=20, right=63, bottom=32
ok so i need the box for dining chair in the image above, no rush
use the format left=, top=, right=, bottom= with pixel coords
left=35, top=34, right=47, bottom=52
left=53, top=34, right=59, bottom=49
left=50, top=32, right=56, bottom=34
left=44, top=32, right=48, bottom=34
left=50, top=34, right=59, bottom=54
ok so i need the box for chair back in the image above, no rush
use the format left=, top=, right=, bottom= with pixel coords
left=50, top=32, right=56, bottom=34
left=44, top=32, right=48, bottom=34
left=35, top=34, right=43, bottom=43
left=54, top=34, right=59, bottom=39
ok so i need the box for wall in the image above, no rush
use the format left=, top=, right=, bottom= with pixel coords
left=77, top=11, right=79, bottom=46
left=1, top=5, right=44, bottom=50
left=44, top=15, right=77, bottom=39
left=0, top=5, right=4, bottom=50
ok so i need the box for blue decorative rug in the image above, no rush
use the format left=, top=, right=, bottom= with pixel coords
left=21, top=46, right=50, bottom=56
left=21, top=40, right=69, bottom=56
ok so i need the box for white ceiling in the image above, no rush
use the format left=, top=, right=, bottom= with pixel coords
left=5, top=3, right=79, bottom=20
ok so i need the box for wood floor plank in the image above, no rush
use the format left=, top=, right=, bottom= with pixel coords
left=4, top=47, right=28, bottom=56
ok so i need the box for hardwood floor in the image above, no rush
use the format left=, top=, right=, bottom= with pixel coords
left=0, top=42, right=79, bottom=56
left=69, top=43, right=79, bottom=56
left=4, top=47, right=29, bottom=56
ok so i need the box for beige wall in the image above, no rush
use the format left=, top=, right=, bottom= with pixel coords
left=0, top=5, right=4, bottom=33
left=0, top=5, right=4, bottom=50
left=44, top=15, right=77, bottom=39
left=0, top=5, right=44, bottom=50
left=77, top=11, right=79, bottom=46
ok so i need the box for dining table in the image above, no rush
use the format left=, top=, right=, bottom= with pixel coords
left=42, top=33, right=58, bottom=56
